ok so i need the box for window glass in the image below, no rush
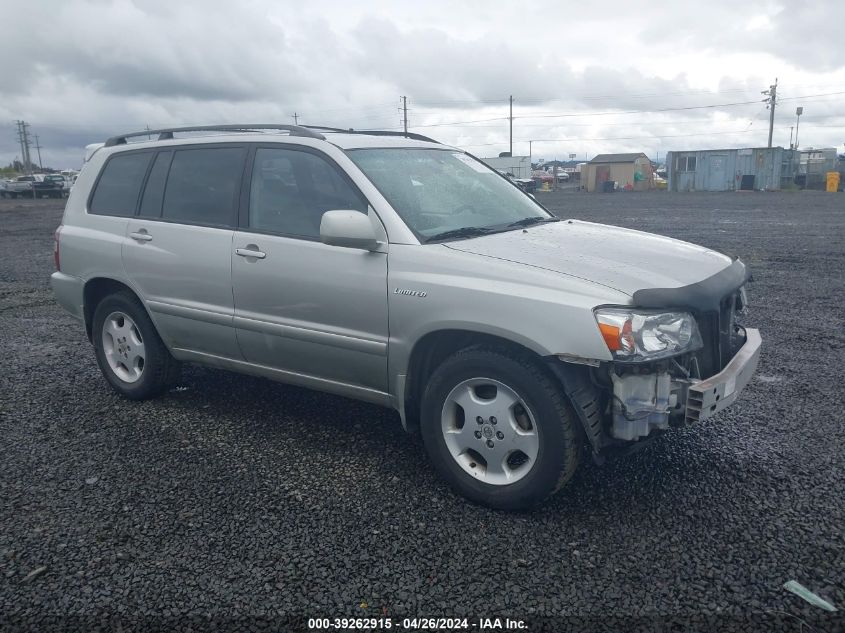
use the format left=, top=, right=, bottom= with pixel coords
left=248, top=148, right=366, bottom=238
left=162, top=147, right=245, bottom=226
left=687, top=157, right=697, bottom=171
left=138, top=151, right=172, bottom=218
left=89, top=152, right=152, bottom=216
left=348, top=148, right=550, bottom=240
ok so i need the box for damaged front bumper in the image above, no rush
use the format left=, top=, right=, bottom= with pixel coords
left=610, top=328, right=762, bottom=441
left=684, top=328, right=761, bottom=424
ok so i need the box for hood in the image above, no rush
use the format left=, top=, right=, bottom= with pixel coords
left=444, top=219, right=733, bottom=297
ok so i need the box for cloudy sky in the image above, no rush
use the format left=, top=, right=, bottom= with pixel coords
left=2, top=0, right=844, bottom=169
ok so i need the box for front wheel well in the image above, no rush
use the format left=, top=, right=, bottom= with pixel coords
left=83, top=278, right=139, bottom=341
left=403, top=330, right=551, bottom=432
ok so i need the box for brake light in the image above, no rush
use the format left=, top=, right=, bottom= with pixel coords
left=53, top=226, right=62, bottom=271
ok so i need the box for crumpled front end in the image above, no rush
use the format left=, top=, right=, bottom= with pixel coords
left=555, top=259, right=762, bottom=451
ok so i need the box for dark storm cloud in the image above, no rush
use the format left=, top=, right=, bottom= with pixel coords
left=0, top=0, right=842, bottom=168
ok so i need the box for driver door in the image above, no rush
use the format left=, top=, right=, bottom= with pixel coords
left=231, top=145, right=390, bottom=398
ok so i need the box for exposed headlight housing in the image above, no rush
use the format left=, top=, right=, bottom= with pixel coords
left=594, top=308, right=703, bottom=362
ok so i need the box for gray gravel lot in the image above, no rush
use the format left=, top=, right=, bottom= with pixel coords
left=1, top=191, right=843, bottom=631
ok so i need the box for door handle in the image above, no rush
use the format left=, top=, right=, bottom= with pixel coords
left=129, top=231, right=153, bottom=242
left=235, top=247, right=266, bottom=259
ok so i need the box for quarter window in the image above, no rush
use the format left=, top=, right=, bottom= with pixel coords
left=89, top=152, right=152, bottom=216
left=248, top=148, right=366, bottom=238
left=162, top=147, right=245, bottom=227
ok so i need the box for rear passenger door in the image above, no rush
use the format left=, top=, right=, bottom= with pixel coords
left=231, top=145, right=389, bottom=397
left=123, top=144, right=246, bottom=360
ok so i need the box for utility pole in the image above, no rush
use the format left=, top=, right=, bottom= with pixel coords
left=34, top=135, right=43, bottom=171
left=509, top=95, right=513, bottom=157
left=22, top=121, right=33, bottom=173
left=15, top=120, right=33, bottom=174
left=292, top=112, right=299, bottom=125
left=401, top=96, right=408, bottom=137
left=762, top=78, right=777, bottom=148
left=145, top=124, right=152, bottom=140
left=15, top=121, right=26, bottom=173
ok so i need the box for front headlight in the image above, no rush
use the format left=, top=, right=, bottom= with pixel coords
left=594, top=308, right=703, bottom=361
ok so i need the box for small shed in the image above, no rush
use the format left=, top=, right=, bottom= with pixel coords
left=666, top=147, right=798, bottom=192
left=582, top=153, right=653, bottom=192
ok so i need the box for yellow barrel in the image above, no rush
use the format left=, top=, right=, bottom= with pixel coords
left=826, top=171, right=840, bottom=192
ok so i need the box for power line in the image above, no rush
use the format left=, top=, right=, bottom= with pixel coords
left=411, top=90, right=845, bottom=129
left=458, top=128, right=765, bottom=148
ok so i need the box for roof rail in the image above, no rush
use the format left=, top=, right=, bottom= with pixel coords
left=303, top=126, right=441, bottom=144
left=103, top=124, right=326, bottom=147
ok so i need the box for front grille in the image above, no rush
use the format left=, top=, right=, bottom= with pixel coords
left=694, top=311, right=720, bottom=377
left=693, top=290, right=741, bottom=377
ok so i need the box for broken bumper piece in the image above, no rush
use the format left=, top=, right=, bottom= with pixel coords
left=685, top=328, right=762, bottom=424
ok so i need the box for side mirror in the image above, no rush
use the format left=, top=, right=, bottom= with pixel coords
left=320, top=210, right=381, bottom=251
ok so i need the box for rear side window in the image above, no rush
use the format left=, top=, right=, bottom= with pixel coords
left=89, top=152, right=152, bottom=216
left=138, top=151, right=172, bottom=218
left=161, top=147, right=245, bottom=227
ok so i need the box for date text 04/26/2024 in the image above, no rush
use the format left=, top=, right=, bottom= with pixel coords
left=307, top=617, right=527, bottom=630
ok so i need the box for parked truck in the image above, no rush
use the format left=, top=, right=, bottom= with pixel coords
left=0, top=175, right=64, bottom=198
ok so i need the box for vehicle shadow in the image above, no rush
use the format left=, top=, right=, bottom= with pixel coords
left=159, top=363, right=746, bottom=520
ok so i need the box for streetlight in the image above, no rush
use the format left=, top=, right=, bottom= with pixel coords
left=795, top=107, right=803, bottom=150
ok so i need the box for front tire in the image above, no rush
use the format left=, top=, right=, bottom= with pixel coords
left=420, top=347, right=581, bottom=510
left=92, top=291, right=180, bottom=400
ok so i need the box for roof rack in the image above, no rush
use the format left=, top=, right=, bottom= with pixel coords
left=303, top=126, right=441, bottom=144
left=103, top=124, right=325, bottom=147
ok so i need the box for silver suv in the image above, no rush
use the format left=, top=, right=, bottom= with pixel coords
left=51, top=124, right=761, bottom=510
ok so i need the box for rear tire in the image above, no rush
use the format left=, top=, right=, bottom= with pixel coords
left=92, top=291, right=180, bottom=400
left=420, top=347, right=580, bottom=510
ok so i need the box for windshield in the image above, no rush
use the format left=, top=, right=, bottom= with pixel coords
left=347, top=148, right=554, bottom=241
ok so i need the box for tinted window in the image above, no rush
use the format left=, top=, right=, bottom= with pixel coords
left=162, top=147, right=245, bottom=226
left=248, top=148, right=366, bottom=238
left=89, top=152, right=152, bottom=216
left=139, top=151, right=172, bottom=218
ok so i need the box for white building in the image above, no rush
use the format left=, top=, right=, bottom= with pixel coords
left=479, top=155, right=532, bottom=179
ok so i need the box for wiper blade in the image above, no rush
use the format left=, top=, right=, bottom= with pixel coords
left=506, top=216, right=560, bottom=228
left=426, top=226, right=496, bottom=242
left=425, top=226, right=496, bottom=242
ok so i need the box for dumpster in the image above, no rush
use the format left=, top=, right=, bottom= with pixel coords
left=826, top=171, right=840, bottom=192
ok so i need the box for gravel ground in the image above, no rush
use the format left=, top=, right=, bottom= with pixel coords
left=1, top=191, right=843, bottom=632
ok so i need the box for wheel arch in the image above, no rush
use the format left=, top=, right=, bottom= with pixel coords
left=83, top=277, right=151, bottom=342
left=402, top=329, right=555, bottom=432
left=401, top=328, right=607, bottom=456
